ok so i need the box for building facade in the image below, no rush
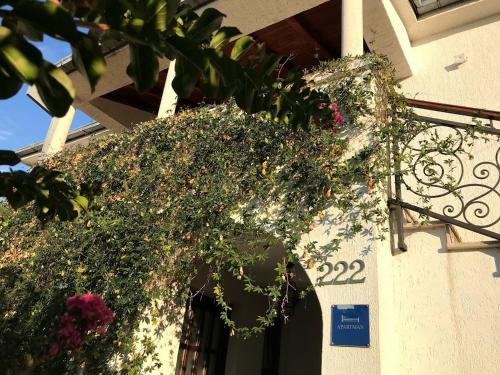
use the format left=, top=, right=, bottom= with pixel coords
left=17, top=1, right=499, bottom=374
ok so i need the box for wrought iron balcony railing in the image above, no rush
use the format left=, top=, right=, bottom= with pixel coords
left=389, top=99, right=500, bottom=251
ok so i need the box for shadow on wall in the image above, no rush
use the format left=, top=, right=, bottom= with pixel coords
left=431, top=227, right=500, bottom=277
left=491, top=251, right=500, bottom=277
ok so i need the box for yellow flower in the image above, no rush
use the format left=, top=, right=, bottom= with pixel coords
left=306, top=259, right=315, bottom=269
left=324, top=188, right=332, bottom=198
left=261, top=161, right=268, bottom=176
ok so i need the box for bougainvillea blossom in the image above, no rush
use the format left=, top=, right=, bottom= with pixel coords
left=329, top=102, right=344, bottom=132
left=318, top=101, right=344, bottom=131
left=49, top=294, right=113, bottom=355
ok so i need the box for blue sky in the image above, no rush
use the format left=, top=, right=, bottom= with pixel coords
left=0, top=37, right=94, bottom=161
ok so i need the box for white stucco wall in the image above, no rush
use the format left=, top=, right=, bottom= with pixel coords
left=397, top=11, right=500, bottom=243
left=386, top=227, right=500, bottom=375
left=387, top=18, right=500, bottom=374
left=296, top=12, right=500, bottom=371
left=377, top=13, right=500, bottom=374
left=292, top=164, right=388, bottom=374
left=134, top=304, right=185, bottom=375
left=298, top=191, right=499, bottom=375
left=400, top=14, right=500, bottom=110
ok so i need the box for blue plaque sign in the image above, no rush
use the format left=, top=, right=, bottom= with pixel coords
left=331, top=305, right=370, bottom=347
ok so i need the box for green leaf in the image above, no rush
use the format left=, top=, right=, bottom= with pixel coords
left=0, top=26, right=43, bottom=83
left=127, top=43, right=159, bottom=93
left=72, top=34, right=106, bottom=92
left=200, top=50, right=241, bottom=98
left=2, top=171, right=33, bottom=209
left=230, top=36, right=254, bottom=61
left=15, top=19, right=44, bottom=42
left=35, top=64, right=75, bottom=117
left=258, top=54, right=281, bottom=76
left=200, top=63, right=222, bottom=98
left=166, top=35, right=205, bottom=97
left=0, top=67, right=22, bottom=99
left=172, top=57, right=201, bottom=98
left=187, top=8, right=225, bottom=42
left=0, top=150, right=21, bottom=166
left=104, top=0, right=128, bottom=28
left=165, top=35, right=205, bottom=72
left=146, top=0, right=179, bottom=32
left=165, top=0, right=181, bottom=24
left=209, top=26, right=241, bottom=49
left=146, top=0, right=167, bottom=32
left=74, top=194, right=89, bottom=210
left=6, top=189, right=28, bottom=210
left=234, top=69, right=264, bottom=113
left=13, top=0, right=79, bottom=43
left=1, top=17, right=43, bottom=42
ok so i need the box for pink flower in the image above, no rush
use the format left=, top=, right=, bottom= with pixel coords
left=66, top=293, right=113, bottom=327
left=49, top=294, right=113, bottom=356
left=317, top=101, right=344, bottom=130
left=334, top=112, right=344, bottom=125
left=48, top=342, right=60, bottom=356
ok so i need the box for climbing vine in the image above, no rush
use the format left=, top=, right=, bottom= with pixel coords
left=0, top=54, right=484, bottom=373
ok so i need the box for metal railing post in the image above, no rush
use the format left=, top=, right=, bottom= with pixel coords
left=392, top=139, right=408, bottom=252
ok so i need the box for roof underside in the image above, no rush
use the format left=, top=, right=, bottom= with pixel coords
left=101, top=0, right=344, bottom=116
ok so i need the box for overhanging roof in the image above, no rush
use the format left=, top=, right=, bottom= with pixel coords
left=16, top=122, right=108, bottom=166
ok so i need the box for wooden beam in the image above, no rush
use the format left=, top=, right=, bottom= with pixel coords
left=284, top=17, right=333, bottom=59
left=102, top=84, right=161, bottom=114
left=447, top=241, right=500, bottom=252
left=407, top=98, right=500, bottom=121
left=403, top=222, right=447, bottom=231
left=389, top=199, right=500, bottom=241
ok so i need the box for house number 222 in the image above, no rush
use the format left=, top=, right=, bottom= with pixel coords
left=316, top=260, right=366, bottom=286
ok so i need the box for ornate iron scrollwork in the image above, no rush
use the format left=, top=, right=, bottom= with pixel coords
left=398, top=119, right=499, bottom=231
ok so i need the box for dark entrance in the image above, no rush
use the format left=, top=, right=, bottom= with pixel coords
left=260, top=319, right=282, bottom=375
left=176, top=296, right=230, bottom=375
